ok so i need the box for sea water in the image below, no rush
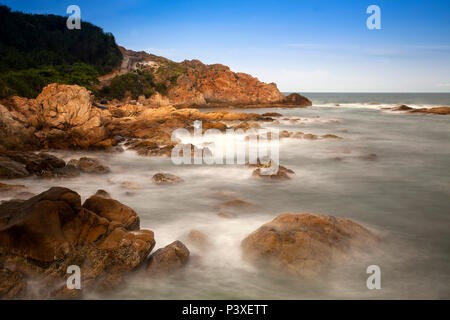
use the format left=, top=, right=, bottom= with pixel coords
left=2, top=93, right=449, bottom=299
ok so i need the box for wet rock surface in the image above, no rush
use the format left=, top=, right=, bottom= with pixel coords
left=241, top=213, right=379, bottom=277
left=67, top=157, right=110, bottom=174
left=0, top=187, right=155, bottom=299
left=146, top=240, right=190, bottom=276
left=152, top=173, right=184, bottom=185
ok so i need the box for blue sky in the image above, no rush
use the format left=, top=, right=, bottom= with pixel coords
left=4, top=0, right=450, bottom=92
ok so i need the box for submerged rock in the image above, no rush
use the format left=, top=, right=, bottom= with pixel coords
left=186, top=230, right=209, bottom=249
left=262, top=112, right=282, bottom=117
left=251, top=163, right=295, bottom=181
left=146, top=240, right=190, bottom=276
left=241, top=213, right=379, bottom=278
left=67, top=157, right=110, bottom=174
left=215, top=199, right=257, bottom=210
left=409, top=106, right=450, bottom=115
left=152, top=173, right=184, bottom=185
left=0, top=183, right=27, bottom=193
left=392, top=104, right=412, bottom=111
left=0, top=158, right=29, bottom=179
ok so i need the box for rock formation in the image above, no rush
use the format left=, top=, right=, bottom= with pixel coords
left=0, top=187, right=155, bottom=299
left=102, top=47, right=312, bottom=108
left=241, top=213, right=379, bottom=277
left=146, top=240, right=190, bottom=276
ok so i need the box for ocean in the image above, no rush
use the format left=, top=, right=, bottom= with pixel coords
left=295, top=92, right=450, bottom=109
left=2, top=93, right=449, bottom=299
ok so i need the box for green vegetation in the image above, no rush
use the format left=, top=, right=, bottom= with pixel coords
left=0, top=5, right=122, bottom=98
left=156, top=61, right=188, bottom=85
left=98, top=70, right=167, bottom=100
left=0, top=63, right=100, bottom=98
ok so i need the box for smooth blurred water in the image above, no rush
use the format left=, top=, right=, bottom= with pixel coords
left=2, top=103, right=449, bottom=299
left=292, top=92, right=450, bottom=107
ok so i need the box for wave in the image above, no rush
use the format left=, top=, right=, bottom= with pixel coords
left=313, top=102, right=444, bottom=110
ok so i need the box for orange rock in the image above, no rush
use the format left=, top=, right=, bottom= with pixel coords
left=241, top=213, right=379, bottom=277
left=410, top=106, right=450, bottom=115
left=83, top=194, right=140, bottom=230
left=282, top=93, right=312, bottom=107
left=0, top=187, right=155, bottom=298
left=146, top=240, right=190, bottom=276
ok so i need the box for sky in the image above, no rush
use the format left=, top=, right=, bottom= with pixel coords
left=4, top=0, right=450, bottom=92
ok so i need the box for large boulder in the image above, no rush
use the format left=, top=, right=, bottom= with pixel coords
left=146, top=240, right=190, bottom=276
left=83, top=195, right=140, bottom=230
left=282, top=93, right=312, bottom=107
left=34, top=84, right=110, bottom=149
left=241, top=213, right=379, bottom=277
left=36, top=84, right=93, bottom=129
left=0, top=187, right=155, bottom=298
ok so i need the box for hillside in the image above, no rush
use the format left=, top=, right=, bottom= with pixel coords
left=0, top=5, right=310, bottom=107
left=98, top=47, right=309, bottom=107
left=0, top=5, right=122, bottom=98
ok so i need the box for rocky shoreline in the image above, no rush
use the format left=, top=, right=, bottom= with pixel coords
left=0, top=185, right=379, bottom=299
left=0, top=82, right=384, bottom=299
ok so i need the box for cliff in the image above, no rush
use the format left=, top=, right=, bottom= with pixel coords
left=98, top=47, right=311, bottom=108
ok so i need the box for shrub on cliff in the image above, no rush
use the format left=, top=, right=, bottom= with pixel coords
left=98, top=70, right=168, bottom=100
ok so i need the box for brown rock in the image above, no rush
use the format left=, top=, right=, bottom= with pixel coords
left=392, top=104, right=412, bottom=111
left=67, top=157, right=110, bottom=174
left=187, top=230, right=209, bottom=249
left=241, top=213, right=379, bottom=277
left=409, top=106, right=450, bottom=115
left=252, top=164, right=295, bottom=181
left=320, top=134, right=343, bottom=140
left=262, top=112, right=282, bottom=117
left=0, top=268, right=27, bottom=299
left=216, top=199, right=257, bottom=210
left=36, top=84, right=93, bottom=129
left=152, top=173, right=184, bottom=185
left=146, top=241, right=190, bottom=276
left=0, top=183, right=27, bottom=193
left=167, top=60, right=286, bottom=106
left=0, top=187, right=155, bottom=298
left=94, top=189, right=111, bottom=198
left=282, top=93, right=312, bottom=107
left=0, top=103, right=39, bottom=151
left=121, top=181, right=143, bottom=190
left=0, top=157, right=29, bottom=179
left=83, top=195, right=140, bottom=230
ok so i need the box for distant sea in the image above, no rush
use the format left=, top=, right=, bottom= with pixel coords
left=287, top=92, right=450, bottom=108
